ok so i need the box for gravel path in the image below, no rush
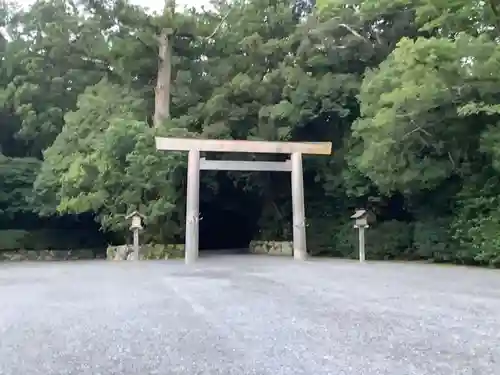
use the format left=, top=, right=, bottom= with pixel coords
left=0, top=256, right=499, bottom=375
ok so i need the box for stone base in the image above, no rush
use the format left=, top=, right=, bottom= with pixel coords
left=107, top=244, right=185, bottom=260
left=249, top=241, right=293, bottom=256
left=0, top=249, right=100, bottom=262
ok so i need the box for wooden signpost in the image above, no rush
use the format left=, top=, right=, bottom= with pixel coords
left=155, top=137, right=332, bottom=264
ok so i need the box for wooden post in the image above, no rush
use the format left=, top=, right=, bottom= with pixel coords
left=133, top=229, right=140, bottom=260
left=358, top=226, right=366, bottom=263
left=291, top=152, right=307, bottom=260
left=185, top=149, right=200, bottom=264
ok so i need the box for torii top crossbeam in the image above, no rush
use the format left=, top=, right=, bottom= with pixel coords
left=155, top=137, right=332, bottom=155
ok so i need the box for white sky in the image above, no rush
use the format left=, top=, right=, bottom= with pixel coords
left=14, top=0, right=207, bottom=13
left=130, top=0, right=208, bottom=13
left=0, top=0, right=210, bottom=42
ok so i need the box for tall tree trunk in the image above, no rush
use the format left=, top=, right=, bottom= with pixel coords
left=153, top=0, right=176, bottom=128
left=154, top=27, right=173, bottom=128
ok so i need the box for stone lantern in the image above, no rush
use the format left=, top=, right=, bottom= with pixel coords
left=125, top=211, right=145, bottom=260
left=351, top=209, right=369, bottom=263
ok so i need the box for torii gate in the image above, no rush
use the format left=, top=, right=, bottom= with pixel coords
left=155, top=137, right=332, bottom=264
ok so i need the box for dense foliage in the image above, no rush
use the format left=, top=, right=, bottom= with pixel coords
left=1, top=0, right=500, bottom=266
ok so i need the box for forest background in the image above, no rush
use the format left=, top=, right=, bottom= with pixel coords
left=2, top=0, right=500, bottom=266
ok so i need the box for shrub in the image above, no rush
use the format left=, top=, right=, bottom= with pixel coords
left=311, top=219, right=414, bottom=260
left=0, top=230, right=30, bottom=250
left=366, top=221, right=414, bottom=260
left=333, top=221, right=358, bottom=258
left=0, top=229, right=107, bottom=251
left=413, top=217, right=454, bottom=262
left=306, top=217, right=341, bottom=256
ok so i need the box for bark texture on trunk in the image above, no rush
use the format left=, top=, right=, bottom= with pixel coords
left=153, top=27, right=173, bottom=128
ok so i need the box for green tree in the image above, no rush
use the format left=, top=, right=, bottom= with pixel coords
left=34, top=80, right=189, bottom=241
left=0, top=155, right=40, bottom=219
left=1, top=0, right=111, bottom=156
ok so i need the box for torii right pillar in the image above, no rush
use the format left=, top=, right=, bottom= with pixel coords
left=291, top=152, right=307, bottom=260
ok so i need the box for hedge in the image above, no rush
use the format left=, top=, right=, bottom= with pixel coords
left=0, top=229, right=107, bottom=251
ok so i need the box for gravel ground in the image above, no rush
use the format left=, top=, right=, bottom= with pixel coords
left=0, top=255, right=499, bottom=375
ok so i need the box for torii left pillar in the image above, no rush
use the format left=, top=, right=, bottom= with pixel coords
left=291, top=152, right=307, bottom=260
left=185, top=150, right=200, bottom=264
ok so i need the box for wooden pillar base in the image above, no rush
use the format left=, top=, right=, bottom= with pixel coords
left=358, top=227, right=366, bottom=263
left=185, top=150, right=200, bottom=264
left=291, top=152, right=307, bottom=260
left=133, top=229, right=140, bottom=260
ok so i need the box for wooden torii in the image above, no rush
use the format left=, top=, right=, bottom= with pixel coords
left=155, top=137, right=332, bottom=264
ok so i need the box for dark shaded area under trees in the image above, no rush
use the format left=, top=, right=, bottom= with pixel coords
left=1, top=0, right=500, bottom=266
